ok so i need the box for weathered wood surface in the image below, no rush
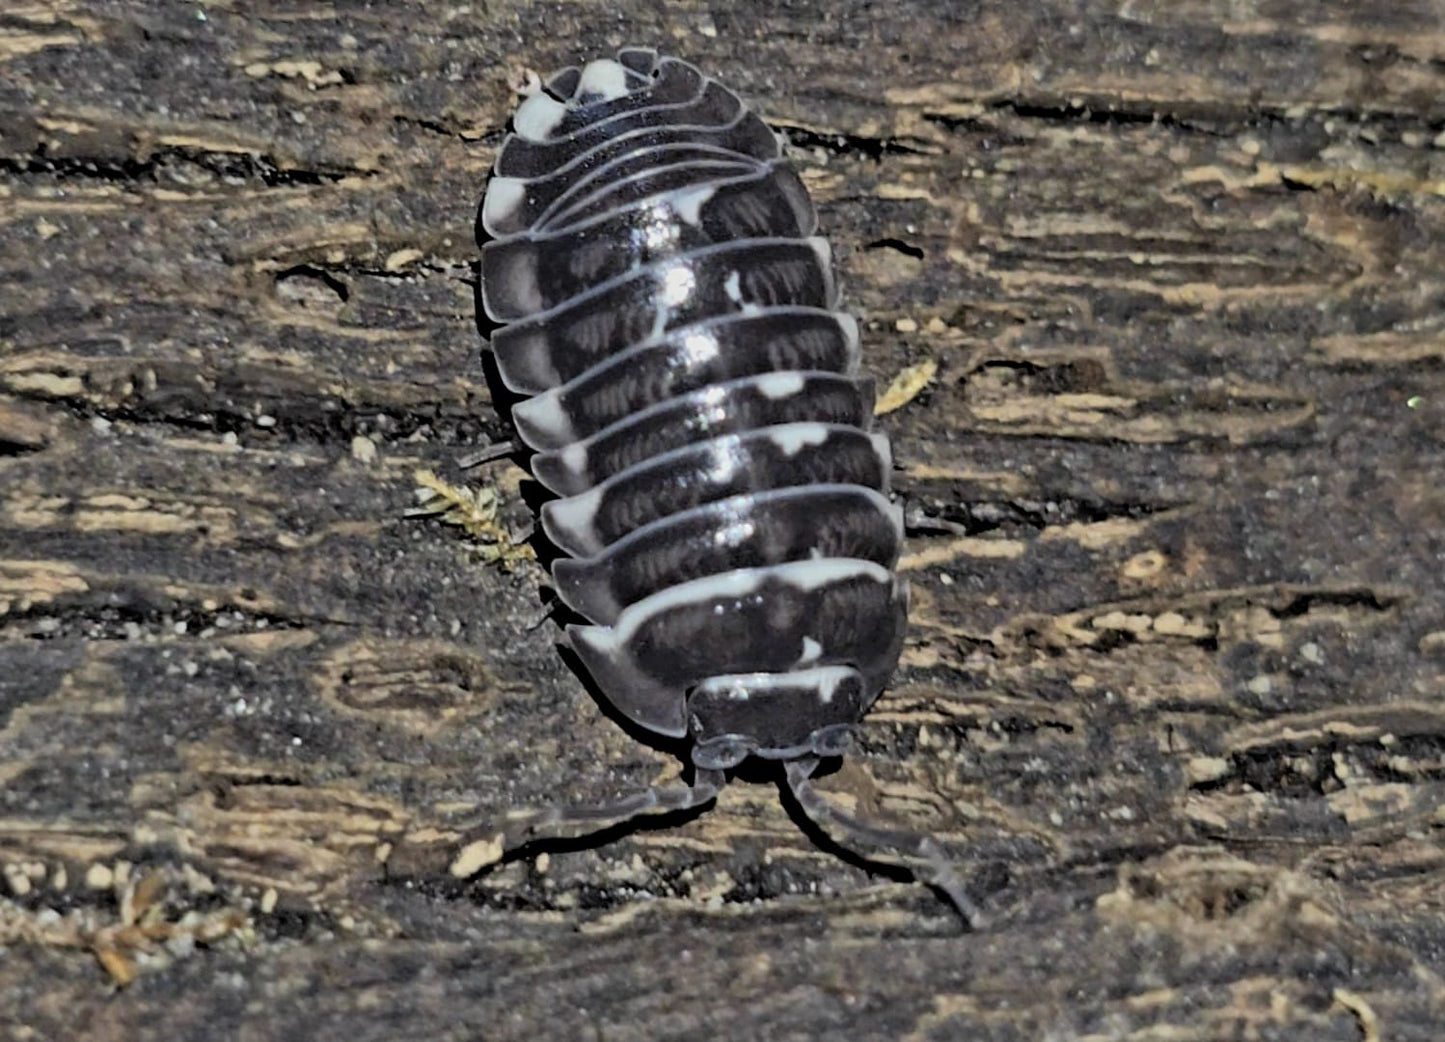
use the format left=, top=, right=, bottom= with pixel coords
left=2, top=2, right=1444, bottom=1038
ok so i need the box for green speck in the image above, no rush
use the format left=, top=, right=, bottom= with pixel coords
left=1406, top=396, right=1422, bottom=409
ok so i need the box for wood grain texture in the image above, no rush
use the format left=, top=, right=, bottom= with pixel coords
left=2, top=2, right=1443, bottom=1038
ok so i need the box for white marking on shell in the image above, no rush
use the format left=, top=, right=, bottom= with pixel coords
left=496, top=251, right=543, bottom=316
left=706, top=438, right=738, bottom=482
left=766, top=422, right=830, bottom=457
left=807, top=235, right=833, bottom=272
left=836, top=312, right=862, bottom=372
left=659, top=263, right=696, bottom=307
left=785, top=557, right=890, bottom=591
left=511, top=390, right=573, bottom=447
left=639, top=202, right=680, bottom=251
left=560, top=441, right=588, bottom=475
left=668, top=184, right=716, bottom=226
left=723, top=270, right=743, bottom=303
left=693, top=666, right=854, bottom=706
left=754, top=372, right=806, bottom=399
left=653, top=263, right=696, bottom=340
left=604, top=559, right=891, bottom=644
left=816, top=667, right=848, bottom=703
left=681, top=329, right=719, bottom=363
left=711, top=519, right=755, bottom=547
left=576, top=59, right=632, bottom=101
left=544, top=485, right=602, bottom=550
left=508, top=240, right=817, bottom=329
left=513, top=93, right=569, bottom=141
left=869, top=430, right=894, bottom=471
left=482, top=178, right=526, bottom=230
left=697, top=383, right=727, bottom=414
left=603, top=570, right=761, bottom=646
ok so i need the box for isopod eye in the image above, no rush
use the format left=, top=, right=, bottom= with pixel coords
left=811, top=726, right=853, bottom=758
left=693, top=737, right=751, bottom=770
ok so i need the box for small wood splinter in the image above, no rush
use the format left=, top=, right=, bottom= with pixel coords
left=458, top=440, right=519, bottom=469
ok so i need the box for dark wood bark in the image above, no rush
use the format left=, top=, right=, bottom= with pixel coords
left=2, top=2, right=1443, bottom=1038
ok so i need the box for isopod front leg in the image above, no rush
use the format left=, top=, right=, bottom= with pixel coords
left=448, top=767, right=726, bottom=879
left=783, top=757, right=983, bottom=928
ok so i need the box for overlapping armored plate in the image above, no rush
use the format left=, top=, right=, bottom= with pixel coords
left=481, top=162, right=816, bottom=321
left=540, top=423, right=892, bottom=557
left=530, top=143, right=753, bottom=228
left=502, top=73, right=751, bottom=164
left=526, top=53, right=701, bottom=140
left=552, top=485, right=904, bottom=624
left=530, top=372, right=873, bottom=495
left=510, top=309, right=860, bottom=450
left=540, top=47, right=660, bottom=104
left=484, top=142, right=776, bottom=238
left=490, top=238, right=837, bottom=393
left=568, top=560, right=908, bottom=737
left=535, top=158, right=758, bottom=231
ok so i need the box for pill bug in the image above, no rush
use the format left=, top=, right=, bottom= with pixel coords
left=472, top=47, right=976, bottom=922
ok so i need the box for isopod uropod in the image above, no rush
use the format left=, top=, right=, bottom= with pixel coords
left=471, top=47, right=976, bottom=922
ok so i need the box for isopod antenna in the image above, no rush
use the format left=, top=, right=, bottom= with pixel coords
left=783, top=756, right=984, bottom=928
left=448, top=768, right=726, bottom=878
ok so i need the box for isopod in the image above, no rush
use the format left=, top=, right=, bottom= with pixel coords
left=471, top=47, right=976, bottom=922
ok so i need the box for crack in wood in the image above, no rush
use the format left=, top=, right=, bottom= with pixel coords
left=0, top=144, right=367, bottom=189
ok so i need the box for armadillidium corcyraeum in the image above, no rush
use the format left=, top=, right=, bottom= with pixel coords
left=469, top=47, right=979, bottom=924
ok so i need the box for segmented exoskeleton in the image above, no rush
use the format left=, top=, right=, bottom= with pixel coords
left=472, top=47, right=976, bottom=922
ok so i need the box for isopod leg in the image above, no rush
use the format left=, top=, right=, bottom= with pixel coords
left=784, top=757, right=983, bottom=928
